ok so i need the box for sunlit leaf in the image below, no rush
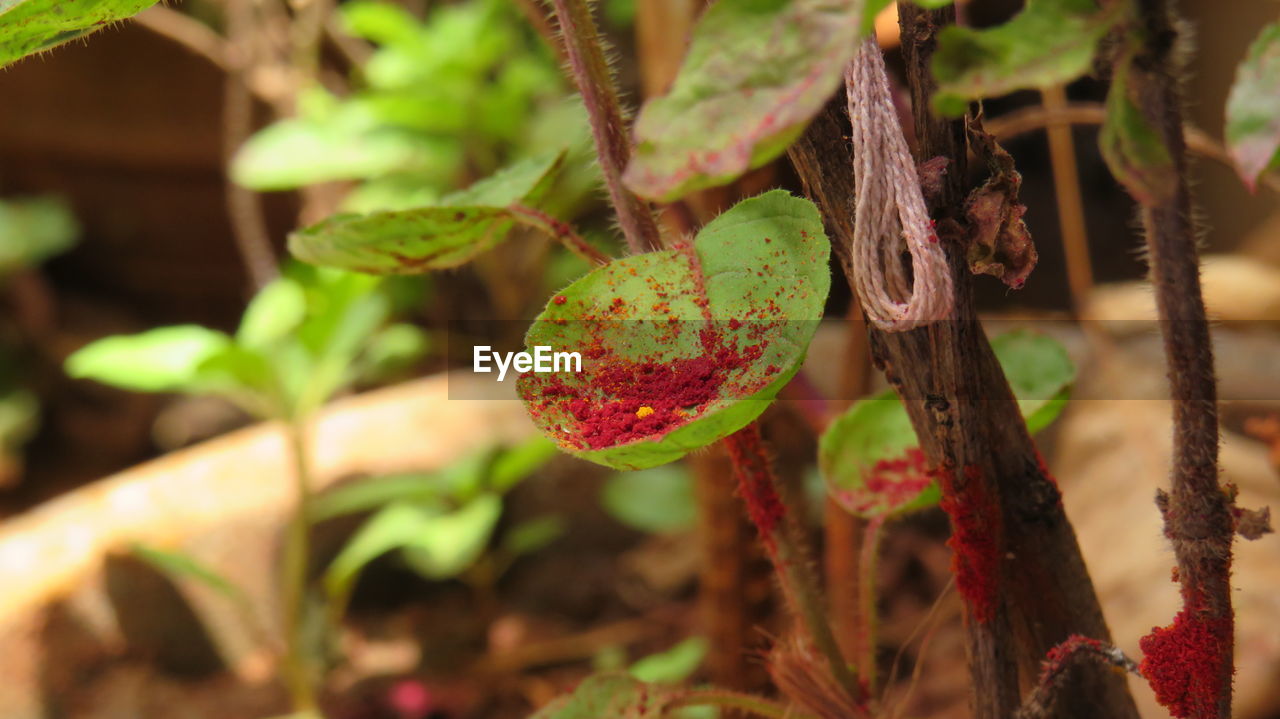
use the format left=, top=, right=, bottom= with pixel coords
left=622, top=0, right=860, bottom=201
left=288, top=152, right=566, bottom=274
left=629, top=637, right=708, bottom=683
left=237, top=278, right=307, bottom=350
left=518, top=191, right=830, bottom=470
left=0, top=196, right=79, bottom=276
left=400, top=493, right=503, bottom=579
left=821, top=331, right=1075, bottom=518
left=66, top=326, right=232, bottom=394
left=1099, top=54, right=1176, bottom=205
left=601, top=465, right=696, bottom=533
left=1225, top=21, right=1280, bottom=188
left=931, top=0, right=1123, bottom=116
left=0, top=0, right=158, bottom=67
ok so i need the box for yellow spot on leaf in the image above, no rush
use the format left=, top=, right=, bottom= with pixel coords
left=636, top=406, right=655, bottom=418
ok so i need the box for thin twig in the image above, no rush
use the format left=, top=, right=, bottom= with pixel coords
left=134, top=6, right=230, bottom=69
left=984, top=102, right=1280, bottom=195
left=223, top=0, right=280, bottom=290
left=508, top=204, right=612, bottom=265
left=547, top=0, right=663, bottom=254
left=1038, top=86, right=1093, bottom=316
left=1015, top=635, right=1142, bottom=719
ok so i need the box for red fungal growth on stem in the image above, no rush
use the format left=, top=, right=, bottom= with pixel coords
left=1140, top=608, right=1234, bottom=718
left=723, top=424, right=786, bottom=549
left=937, top=463, right=1002, bottom=623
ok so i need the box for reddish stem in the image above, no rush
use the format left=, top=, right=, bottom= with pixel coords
left=547, top=0, right=662, bottom=254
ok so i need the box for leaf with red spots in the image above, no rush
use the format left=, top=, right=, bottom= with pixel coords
left=0, top=0, right=159, bottom=68
left=518, top=190, right=830, bottom=470
left=622, top=0, right=861, bottom=201
left=287, top=151, right=566, bottom=273
left=1225, top=22, right=1280, bottom=190
left=820, top=330, right=1074, bottom=518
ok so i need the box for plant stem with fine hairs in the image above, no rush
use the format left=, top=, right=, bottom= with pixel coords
left=547, top=0, right=662, bottom=254
left=1121, top=2, right=1232, bottom=717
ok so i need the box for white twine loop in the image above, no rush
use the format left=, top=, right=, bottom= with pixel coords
left=846, top=37, right=953, bottom=332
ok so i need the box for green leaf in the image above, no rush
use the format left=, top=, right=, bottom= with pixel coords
left=601, top=465, right=697, bottom=533
left=354, top=323, right=430, bottom=382
left=1099, top=54, right=1176, bottom=205
left=502, top=515, right=565, bottom=556
left=822, top=330, right=1075, bottom=518
left=529, top=673, right=676, bottom=719
left=287, top=152, right=566, bottom=273
left=622, top=0, right=860, bottom=201
left=400, top=493, right=503, bottom=579
left=989, top=329, right=1075, bottom=433
left=338, top=0, right=423, bottom=47
left=130, top=542, right=246, bottom=604
left=931, top=0, right=1122, bottom=117
left=0, top=196, right=79, bottom=276
left=629, top=637, right=708, bottom=683
left=0, top=0, right=159, bottom=68
left=489, top=436, right=559, bottom=492
left=66, top=326, right=232, bottom=393
left=237, top=278, right=307, bottom=350
left=1225, top=21, right=1280, bottom=189
left=519, top=190, right=830, bottom=470
left=312, top=449, right=494, bottom=522
left=0, top=387, right=38, bottom=451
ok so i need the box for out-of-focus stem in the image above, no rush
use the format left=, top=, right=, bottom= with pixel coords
left=548, top=0, right=662, bottom=254
left=282, top=419, right=317, bottom=712
left=1039, top=85, right=1093, bottom=316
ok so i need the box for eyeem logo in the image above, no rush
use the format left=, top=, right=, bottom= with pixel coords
left=473, top=345, right=582, bottom=381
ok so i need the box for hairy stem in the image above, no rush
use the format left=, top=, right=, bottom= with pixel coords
left=508, top=204, right=611, bottom=265
left=855, top=515, right=885, bottom=692
left=282, top=420, right=317, bottom=711
left=1123, top=2, right=1232, bottom=717
left=548, top=0, right=662, bottom=254
left=722, top=424, right=864, bottom=707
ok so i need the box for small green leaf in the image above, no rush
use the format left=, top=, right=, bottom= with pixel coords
left=932, top=0, right=1122, bottom=116
left=1099, top=54, right=1176, bottom=205
left=130, top=542, right=246, bottom=604
left=518, top=191, right=830, bottom=470
left=324, top=501, right=436, bottom=602
left=529, top=673, right=675, bottom=719
left=237, top=278, right=307, bottom=350
left=502, top=515, right=565, bottom=556
left=0, top=388, right=38, bottom=451
left=623, top=0, right=860, bottom=201
left=0, top=0, right=159, bottom=67
left=400, top=493, right=503, bottom=579
left=629, top=637, right=708, bottom=683
left=490, top=436, right=559, bottom=492
left=1225, top=22, right=1280, bottom=189
left=355, top=323, right=430, bottom=382
left=989, top=329, right=1075, bottom=433
left=601, top=465, right=697, bottom=534
left=822, top=330, right=1075, bottom=518
left=66, top=326, right=232, bottom=393
left=0, top=196, right=79, bottom=276
left=287, top=152, right=565, bottom=273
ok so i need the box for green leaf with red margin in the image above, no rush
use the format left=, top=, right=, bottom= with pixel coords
left=1099, top=53, right=1176, bottom=206
left=931, top=0, right=1123, bottom=117
left=0, top=0, right=158, bottom=68
left=518, top=190, right=830, bottom=470
left=820, top=330, right=1074, bottom=519
left=622, top=0, right=861, bottom=202
left=1226, top=21, right=1280, bottom=190
left=287, top=151, right=565, bottom=273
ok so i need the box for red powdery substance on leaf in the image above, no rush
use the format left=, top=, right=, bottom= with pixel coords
left=846, top=447, right=934, bottom=515
left=1140, top=609, right=1233, bottom=719
left=542, top=329, right=765, bottom=450
left=938, top=463, right=1002, bottom=623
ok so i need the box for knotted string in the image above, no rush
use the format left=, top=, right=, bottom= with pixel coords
left=846, top=37, right=952, bottom=331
